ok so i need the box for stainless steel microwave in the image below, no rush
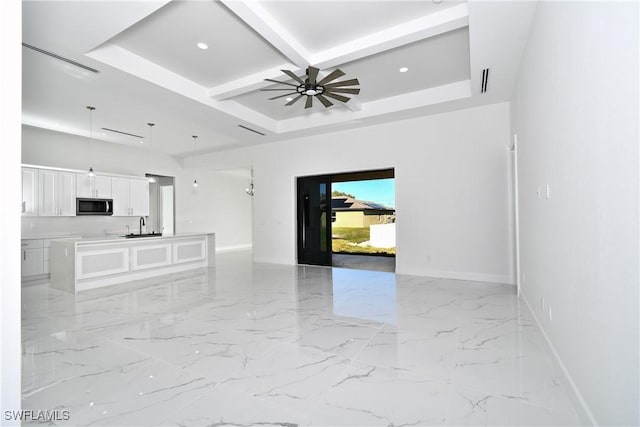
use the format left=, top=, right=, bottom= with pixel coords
left=76, top=198, right=113, bottom=215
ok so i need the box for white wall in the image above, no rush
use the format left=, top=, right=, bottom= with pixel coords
left=185, top=103, right=514, bottom=283
left=22, top=125, right=182, bottom=177
left=1, top=0, right=22, bottom=422
left=176, top=168, right=253, bottom=251
left=510, top=2, right=639, bottom=425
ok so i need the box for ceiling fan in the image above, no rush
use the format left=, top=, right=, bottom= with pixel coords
left=261, top=66, right=360, bottom=109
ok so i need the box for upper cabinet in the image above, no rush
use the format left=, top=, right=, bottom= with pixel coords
left=23, top=165, right=149, bottom=218
left=112, top=177, right=149, bottom=217
left=38, top=169, right=76, bottom=217
left=77, top=174, right=112, bottom=199
left=21, top=168, right=39, bottom=216
left=130, top=179, right=150, bottom=216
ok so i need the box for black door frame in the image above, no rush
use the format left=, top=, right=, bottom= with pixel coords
left=296, top=168, right=395, bottom=266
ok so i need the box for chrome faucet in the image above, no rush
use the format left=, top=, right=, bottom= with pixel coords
left=139, top=217, right=145, bottom=235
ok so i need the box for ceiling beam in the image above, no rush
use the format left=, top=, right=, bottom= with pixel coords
left=86, top=42, right=278, bottom=133
left=208, top=63, right=301, bottom=100
left=219, top=0, right=311, bottom=67
left=313, top=3, right=469, bottom=69
left=208, top=3, right=469, bottom=100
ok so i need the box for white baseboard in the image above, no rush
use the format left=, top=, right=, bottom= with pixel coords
left=216, top=244, right=252, bottom=253
left=395, top=266, right=514, bottom=285
left=521, top=293, right=598, bottom=426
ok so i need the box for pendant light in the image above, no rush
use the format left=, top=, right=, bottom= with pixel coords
left=86, top=106, right=96, bottom=177
left=192, top=135, right=198, bottom=188
left=245, top=167, right=255, bottom=196
left=147, top=123, right=157, bottom=183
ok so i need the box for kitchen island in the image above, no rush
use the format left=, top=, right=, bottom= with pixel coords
left=50, top=233, right=214, bottom=293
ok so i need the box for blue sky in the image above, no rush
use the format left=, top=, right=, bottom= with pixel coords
left=333, top=178, right=395, bottom=208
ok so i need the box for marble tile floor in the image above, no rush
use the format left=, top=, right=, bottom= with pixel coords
left=21, top=250, right=582, bottom=426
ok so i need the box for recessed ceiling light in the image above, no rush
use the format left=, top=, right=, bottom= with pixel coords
left=196, top=42, right=208, bottom=50
left=399, top=67, right=409, bottom=73
left=285, top=97, right=293, bottom=102
left=139, top=140, right=144, bottom=144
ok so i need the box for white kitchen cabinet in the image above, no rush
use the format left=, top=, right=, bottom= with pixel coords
left=77, top=173, right=112, bottom=199
left=21, top=240, right=44, bottom=277
left=39, top=169, right=76, bottom=217
left=130, top=179, right=149, bottom=216
left=95, top=175, right=112, bottom=198
left=22, top=168, right=39, bottom=216
left=112, top=177, right=149, bottom=216
left=111, top=177, right=131, bottom=216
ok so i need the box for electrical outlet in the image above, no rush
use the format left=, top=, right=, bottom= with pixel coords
left=540, top=297, right=545, bottom=311
left=548, top=307, right=553, bottom=322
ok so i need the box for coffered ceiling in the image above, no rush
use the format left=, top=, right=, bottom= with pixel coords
left=22, top=0, right=537, bottom=157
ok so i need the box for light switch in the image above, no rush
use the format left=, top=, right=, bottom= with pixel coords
left=546, top=184, right=551, bottom=199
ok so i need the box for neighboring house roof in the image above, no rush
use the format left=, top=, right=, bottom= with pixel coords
left=331, top=196, right=395, bottom=213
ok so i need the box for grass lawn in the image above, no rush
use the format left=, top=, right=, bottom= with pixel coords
left=332, top=227, right=396, bottom=256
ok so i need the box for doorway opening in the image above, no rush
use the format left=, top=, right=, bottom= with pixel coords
left=146, top=174, right=175, bottom=235
left=297, top=168, right=395, bottom=272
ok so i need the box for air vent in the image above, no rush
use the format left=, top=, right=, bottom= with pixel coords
left=481, top=68, right=490, bottom=93
left=238, top=125, right=266, bottom=136
left=22, top=43, right=100, bottom=74
left=101, top=128, right=144, bottom=139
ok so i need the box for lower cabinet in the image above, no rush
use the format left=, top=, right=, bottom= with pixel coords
left=21, top=239, right=53, bottom=278
left=22, top=247, right=44, bottom=277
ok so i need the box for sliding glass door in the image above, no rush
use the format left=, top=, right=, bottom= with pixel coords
left=297, top=175, right=332, bottom=266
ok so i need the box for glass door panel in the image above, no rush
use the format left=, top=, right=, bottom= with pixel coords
left=297, top=175, right=332, bottom=266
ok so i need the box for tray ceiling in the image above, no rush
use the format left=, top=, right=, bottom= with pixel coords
left=22, top=0, right=537, bottom=156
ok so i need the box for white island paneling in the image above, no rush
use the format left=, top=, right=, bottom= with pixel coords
left=50, top=233, right=214, bottom=293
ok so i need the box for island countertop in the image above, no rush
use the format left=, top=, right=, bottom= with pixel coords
left=60, top=232, right=215, bottom=245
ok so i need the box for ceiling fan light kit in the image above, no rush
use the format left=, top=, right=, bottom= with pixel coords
left=262, top=66, right=360, bottom=109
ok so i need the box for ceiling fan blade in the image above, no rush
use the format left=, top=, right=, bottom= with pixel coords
left=307, top=66, right=319, bottom=85
left=285, top=94, right=304, bottom=106
left=324, top=78, right=360, bottom=88
left=324, top=87, right=360, bottom=95
left=316, top=94, right=333, bottom=108
left=322, top=92, right=351, bottom=103
left=305, top=95, right=313, bottom=109
left=269, top=92, right=298, bottom=100
left=264, top=78, right=298, bottom=87
left=282, top=69, right=305, bottom=84
left=261, top=88, right=299, bottom=91
left=317, top=69, right=346, bottom=85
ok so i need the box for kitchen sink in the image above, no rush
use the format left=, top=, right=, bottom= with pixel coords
left=123, top=232, right=163, bottom=238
